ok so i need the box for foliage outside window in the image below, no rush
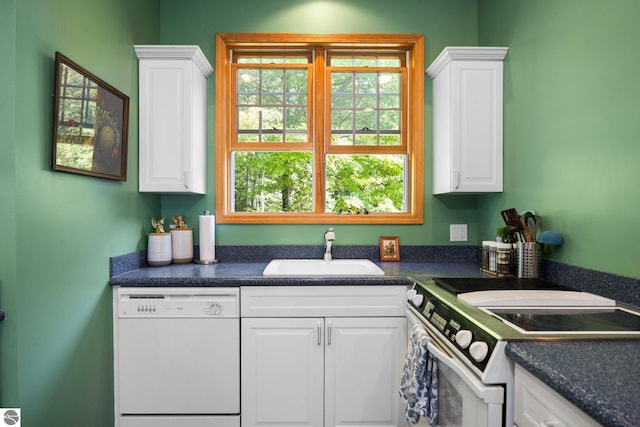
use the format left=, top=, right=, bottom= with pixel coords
left=55, top=65, right=98, bottom=170
left=215, top=33, right=424, bottom=224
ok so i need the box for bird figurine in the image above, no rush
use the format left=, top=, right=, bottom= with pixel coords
left=151, top=217, right=165, bottom=234
left=172, top=215, right=187, bottom=228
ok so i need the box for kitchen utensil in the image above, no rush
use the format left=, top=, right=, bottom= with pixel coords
left=520, top=214, right=534, bottom=242
left=524, top=211, right=537, bottom=242
left=500, top=208, right=524, bottom=241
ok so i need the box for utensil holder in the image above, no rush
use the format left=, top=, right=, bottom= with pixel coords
left=517, top=242, right=543, bottom=278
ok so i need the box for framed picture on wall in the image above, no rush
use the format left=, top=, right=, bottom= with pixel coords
left=379, top=236, right=400, bottom=261
left=52, top=52, right=130, bottom=180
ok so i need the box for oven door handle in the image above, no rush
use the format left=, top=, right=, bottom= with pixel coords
left=425, top=334, right=503, bottom=404
left=406, top=308, right=504, bottom=404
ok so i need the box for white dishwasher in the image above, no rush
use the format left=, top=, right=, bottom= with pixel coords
left=114, top=287, right=240, bottom=427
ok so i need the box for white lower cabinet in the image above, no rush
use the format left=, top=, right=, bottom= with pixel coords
left=241, top=317, right=324, bottom=427
left=514, top=365, right=601, bottom=427
left=240, top=286, right=407, bottom=427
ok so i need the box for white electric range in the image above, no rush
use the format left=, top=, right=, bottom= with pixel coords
left=405, top=277, right=640, bottom=427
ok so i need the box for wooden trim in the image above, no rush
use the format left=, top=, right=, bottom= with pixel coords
left=215, top=33, right=424, bottom=224
left=217, top=33, right=422, bottom=47
left=215, top=34, right=232, bottom=219
left=312, top=47, right=326, bottom=215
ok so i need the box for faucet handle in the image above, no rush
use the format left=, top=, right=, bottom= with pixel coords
left=324, top=228, right=335, bottom=240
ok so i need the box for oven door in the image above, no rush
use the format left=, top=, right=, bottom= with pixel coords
left=406, top=310, right=504, bottom=427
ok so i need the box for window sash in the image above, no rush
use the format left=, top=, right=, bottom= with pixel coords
left=215, top=33, right=424, bottom=224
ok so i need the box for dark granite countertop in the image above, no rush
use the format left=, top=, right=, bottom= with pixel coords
left=506, top=341, right=640, bottom=427
left=110, top=248, right=639, bottom=427
left=109, top=259, right=487, bottom=287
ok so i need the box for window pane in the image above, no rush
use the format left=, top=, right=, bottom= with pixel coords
left=332, top=110, right=353, bottom=131
left=285, top=107, right=307, bottom=130
left=330, top=70, right=402, bottom=146
left=325, top=154, right=405, bottom=213
left=379, top=110, right=400, bottom=131
left=354, top=110, right=375, bottom=131
left=355, top=73, right=377, bottom=94
left=237, top=66, right=309, bottom=143
left=232, top=151, right=313, bottom=212
left=379, top=135, right=402, bottom=146
left=330, top=134, right=353, bottom=146
left=261, top=107, right=283, bottom=131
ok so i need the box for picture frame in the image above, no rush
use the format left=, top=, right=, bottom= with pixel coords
left=379, top=236, right=400, bottom=261
left=52, top=52, right=129, bottom=180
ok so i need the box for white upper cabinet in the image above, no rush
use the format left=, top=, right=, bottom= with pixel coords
left=135, top=45, right=213, bottom=194
left=427, top=47, right=508, bottom=194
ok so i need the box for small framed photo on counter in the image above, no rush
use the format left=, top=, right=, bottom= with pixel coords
left=379, top=236, right=400, bottom=261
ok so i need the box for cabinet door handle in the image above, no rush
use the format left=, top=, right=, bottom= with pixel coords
left=183, top=170, right=189, bottom=189
left=454, top=170, right=460, bottom=189
left=317, top=323, right=322, bottom=346
left=327, top=322, right=332, bottom=346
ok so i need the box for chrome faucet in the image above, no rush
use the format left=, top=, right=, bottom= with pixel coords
left=324, top=228, right=335, bottom=261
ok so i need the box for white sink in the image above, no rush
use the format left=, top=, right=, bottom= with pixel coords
left=263, top=259, right=385, bottom=276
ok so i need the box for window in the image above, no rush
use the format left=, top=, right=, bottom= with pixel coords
left=215, top=33, right=424, bottom=224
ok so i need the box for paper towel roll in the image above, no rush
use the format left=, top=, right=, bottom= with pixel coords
left=199, top=214, right=216, bottom=261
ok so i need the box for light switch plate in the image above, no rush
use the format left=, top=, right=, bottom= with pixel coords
left=450, top=224, right=468, bottom=242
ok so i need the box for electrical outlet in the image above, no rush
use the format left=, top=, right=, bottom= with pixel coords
left=450, top=224, right=468, bottom=242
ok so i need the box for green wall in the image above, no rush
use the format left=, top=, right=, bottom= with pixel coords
left=2, top=1, right=638, bottom=425
left=1, top=0, right=19, bottom=408
left=1, top=0, right=160, bottom=425
left=477, top=0, right=640, bottom=277
left=158, top=0, right=483, bottom=247
left=160, top=0, right=640, bottom=278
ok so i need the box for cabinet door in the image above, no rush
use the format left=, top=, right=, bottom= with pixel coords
left=325, top=317, right=406, bottom=427
left=241, top=318, right=324, bottom=427
left=136, top=45, right=211, bottom=194
left=451, top=60, right=503, bottom=193
left=514, top=365, right=601, bottom=427
left=429, top=47, right=507, bottom=195
left=138, top=59, right=193, bottom=192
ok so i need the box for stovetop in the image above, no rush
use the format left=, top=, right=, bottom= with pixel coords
left=424, top=277, right=640, bottom=339
left=407, top=277, right=640, bottom=380
left=433, top=277, right=571, bottom=294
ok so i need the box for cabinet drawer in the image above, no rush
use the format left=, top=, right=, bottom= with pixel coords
left=240, top=285, right=406, bottom=317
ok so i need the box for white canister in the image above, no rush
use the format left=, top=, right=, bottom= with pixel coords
left=170, top=228, right=194, bottom=264
left=147, top=233, right=172, bottom=266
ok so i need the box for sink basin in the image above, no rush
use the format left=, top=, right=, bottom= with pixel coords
left=263, top=259, right=385, bottom=276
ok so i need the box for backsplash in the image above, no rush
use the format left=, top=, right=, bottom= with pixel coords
left=110, top=245, right=639, bottom=307
left=545, top=261, right=640, bottom=308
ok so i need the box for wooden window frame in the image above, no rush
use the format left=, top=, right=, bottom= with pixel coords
left=215, top=33, right=424, bottom=224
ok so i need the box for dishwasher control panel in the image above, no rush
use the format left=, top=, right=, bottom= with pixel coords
left=118, top=288, right=239, bottom=318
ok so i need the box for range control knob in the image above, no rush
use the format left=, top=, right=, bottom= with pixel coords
left=406, top=289, right=417, bottom=301
left=411, top=294, right=424, bottom=307
left=469, top=341, right=489, bottom=362
left=455, top=330, right=473, bottom=349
